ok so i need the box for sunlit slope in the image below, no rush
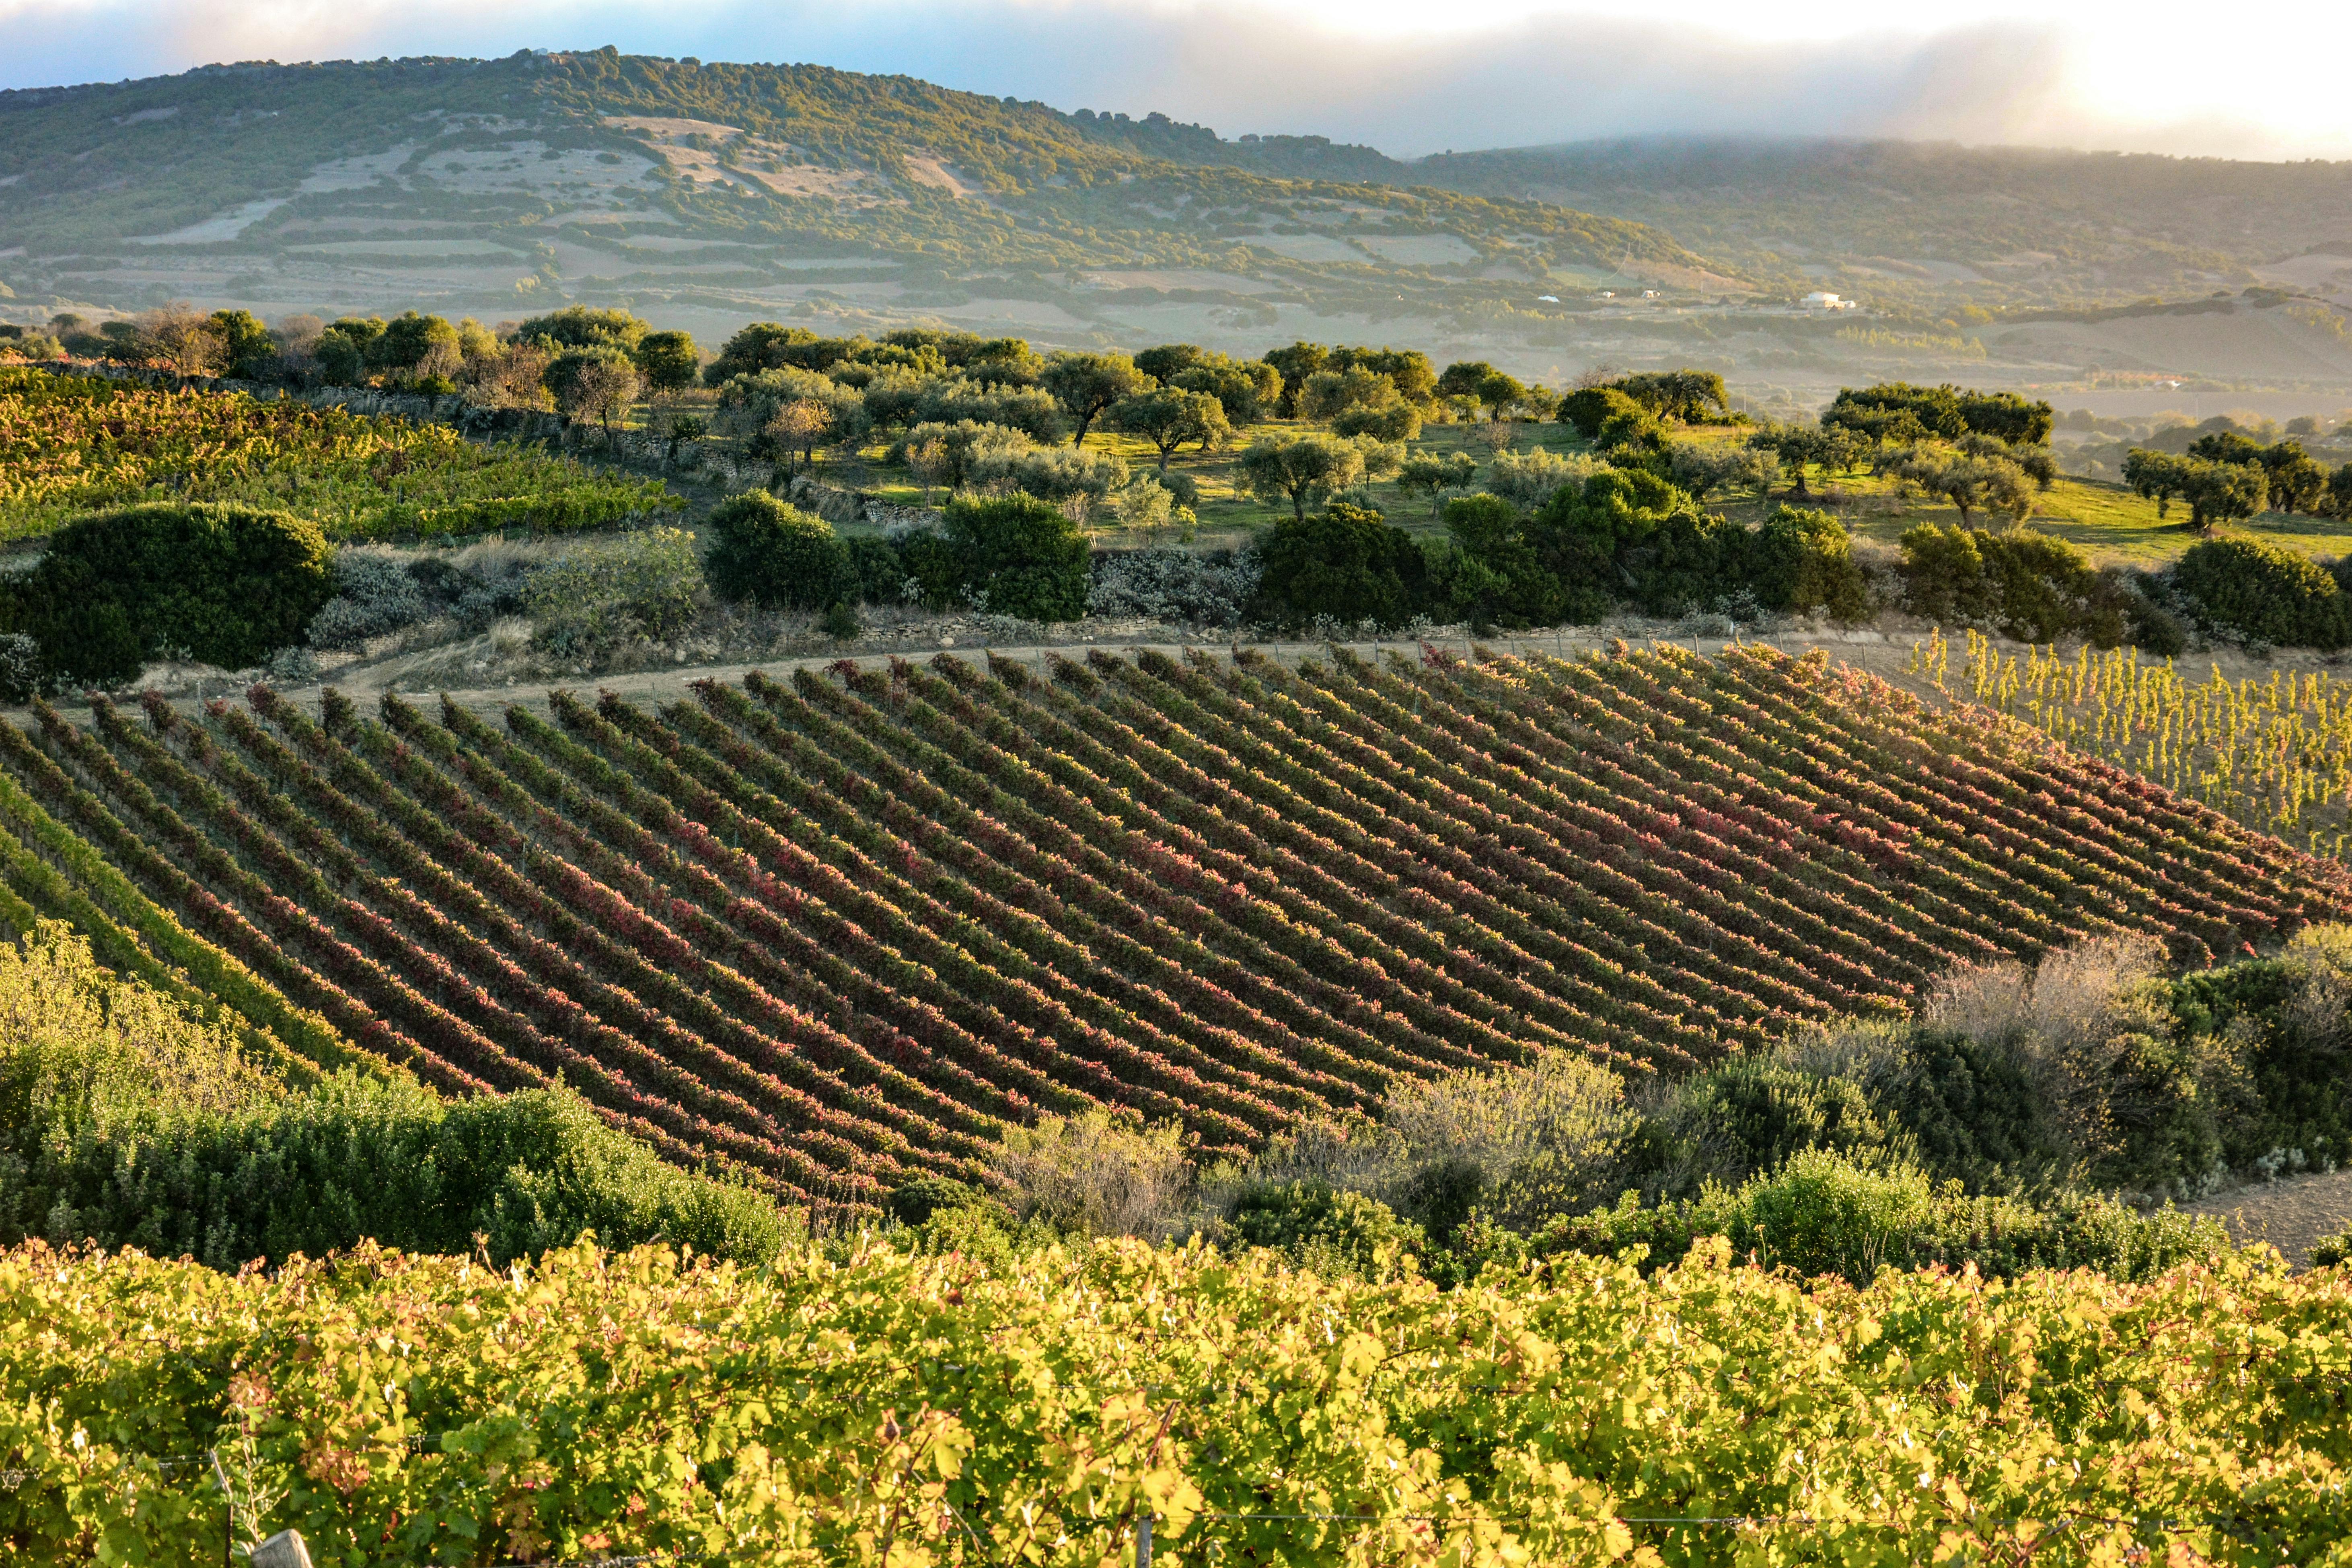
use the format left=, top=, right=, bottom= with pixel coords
left=4, top=644, right=2344, bottom=1205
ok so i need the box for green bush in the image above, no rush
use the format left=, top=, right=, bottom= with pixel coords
left=1, top=502, right=333, bottom=685
left=1248, top=502, right=1432, bottom=630
left=1633, top=1061, right=1908, bottom=1197
left=1736, top=505, right=1869, bottom=619
left=704, top=491, right=857, bottom=611
left=1899, top=523, right=2112, bottom=643
left=2172, top=535, right=2352, bottom=648
left=1557, top=386, right=1648, bottom=440
left=0, top=922, right=789, bottom=1268
left=1519, top=1148, right=2228, bottom=1285
left=1225, top=1180, right=1426, bottom=1280
left=940, top=493, right=1091, bottom=621
left=522, top=526, right=705, bottom=657
left=1878, top=1029, right=2069, bottom=1198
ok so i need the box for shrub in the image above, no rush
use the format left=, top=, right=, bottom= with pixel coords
left=523, top=526, right=705, bottom=657
left=940, top=493, right=1091, bottom=621
left=1558, top=386, right=1648, bottom=439
left=306, top=548, right=430, bottom=650
left=1246, top=502, right=1432, bottom=631
left=2, top=502, right=333, bottom=685
left=1484, top=448, right=1601, bottom=511
left=704, top=491, right=857, bottom=611
left=1088, top=549, right=1260, bottom=627
left=1898, top=524, right=2107, bottom=642
left=1738, top=505, right=1869, bottom=619
left=2171, top=535, right=2352, bottom=648
left=0, top=922, right=788, bottom=1268
left=1631, top=1060, right=1908, bottom=1199
left=0, top=633, right=38, bottom=702
left=1224, top=1180, right=1425, bottom=1280
left=1521, top=1148, right=2228, bottom=1285
left=991, top=1108, right=1192, bottom=1239
left=1371, top=1050, right=1636, bottom=1239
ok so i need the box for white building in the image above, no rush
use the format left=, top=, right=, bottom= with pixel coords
left=1802, top=291, right=1858, bottom=311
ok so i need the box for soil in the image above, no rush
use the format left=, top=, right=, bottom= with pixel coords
left=2187, top=1169, right=2352, bottom=1268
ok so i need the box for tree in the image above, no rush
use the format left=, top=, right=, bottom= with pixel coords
left=2257, top=440, right=2327, bottom=513
left=1262, top=342, right=1330, bottom=417
left=1238, top=434, right=1366, bottom=520
left=1895, top=450, right=2031, bottom=528
left=1041, top=351, right=1151, bottom=448
left=518, top=305, right=648, bottom=352
left=1474, top=371, right=1529, bottom=423
left=206, top=310, right=275, bottom=380
left=2122, top=449, right=2190, bottom=518
left=634, top=330, right=700, bottom=393
left=765, top=399, right=834, bottom=477
left=1172, top=360, right=1281, bottom=425
left=1614, top=369, right=1732, bottom=423
left=1398, top=451, right=1478, bottom=518
left=137, top=305, right=225, bottom=376
left=1134, top=343, right=1206, bottom=383
left=366, top=312, right=459, bottom=380
left=1827, top=382, right=2053, bottom=445
left=565, top=356, right=641, bottom=437
left=1559, top=386, right=1647, bottom=440
left=1747, top=423, right=1864, bottom=500
left=1330, top=347, right=1437, bottom=407
left=2179, top=458, right=2267, bottom=534
left=470, top=342, right=555, bottom=412
left=312, top=319, right=380, bottom=386
left=1298, top=366, right=1398, bottom=422
left=1437, top=361, right=1497, bottom=402
left=704, top=323, right=822, bottom=384
left=1111, top=387, right=1230, bottom=473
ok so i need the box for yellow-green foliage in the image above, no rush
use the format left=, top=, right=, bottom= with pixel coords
left=1919, top=629, right=2352, bottom=855
left=0, top=369, right=678, bottom=542
left=0, top=920, right=281, bottom=1143
left=1, top=1234, right=2345, bottom=1564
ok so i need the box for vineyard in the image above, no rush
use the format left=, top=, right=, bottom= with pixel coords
left=6, top=1234, right=2351, bottom=1566
left=0, top=368, right=677, bottom=542
left=5, top=642, right=2346, bottom=1209
left=1928, top=629, right=2352, bottom=858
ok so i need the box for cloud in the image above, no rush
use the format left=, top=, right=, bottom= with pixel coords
left=0, top=0, right=2345, bottom=163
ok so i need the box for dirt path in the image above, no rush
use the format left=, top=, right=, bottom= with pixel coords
left=2188, top=1169, right=2352, bottom=1267
left=71, top=625, right=1947, bottom=727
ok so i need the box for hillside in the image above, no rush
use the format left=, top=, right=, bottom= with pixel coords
left=8, top=642, right=2345, bottom=1207
left=0, top=50, right=1715, bottom=348
left=1327, top=136, right=2352, bottom=312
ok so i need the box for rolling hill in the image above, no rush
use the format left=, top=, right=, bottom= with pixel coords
left=9, top=49, right=2352, bottom=418
left=0, top=49, right=1719, bottom=348
left=8, top=643, right=2344, bottom=1208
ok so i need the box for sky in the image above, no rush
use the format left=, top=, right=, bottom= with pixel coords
left=1, top=0, right=2346, bottom=163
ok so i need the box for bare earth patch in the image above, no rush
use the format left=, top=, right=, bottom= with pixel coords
left=2189, top=1169, right=2352, bottom=1267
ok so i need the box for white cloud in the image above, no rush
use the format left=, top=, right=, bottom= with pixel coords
left=0, top=0, right=2344, bottom=162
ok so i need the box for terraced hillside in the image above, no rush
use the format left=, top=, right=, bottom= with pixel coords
left=5, top=644, right=2346, bottom=1209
